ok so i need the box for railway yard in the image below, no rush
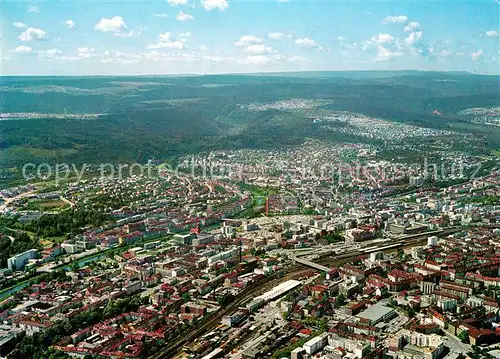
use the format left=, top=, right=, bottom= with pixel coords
left=156, top=226, right=490, bottom=359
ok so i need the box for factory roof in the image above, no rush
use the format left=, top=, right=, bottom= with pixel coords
left=357, top=302, right=394, bottom=323
left=255, top=280, right=301, bottom=302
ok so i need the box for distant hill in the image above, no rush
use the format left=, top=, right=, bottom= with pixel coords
left=244, top=70, right=479, bottom=79
left=0, top=72, right=499, bottom=179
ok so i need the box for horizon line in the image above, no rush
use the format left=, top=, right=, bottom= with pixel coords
left=2, top=69, right=500, bottom=77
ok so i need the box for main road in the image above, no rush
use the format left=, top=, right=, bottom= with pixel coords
left=0, top=190, right=35, bottom=212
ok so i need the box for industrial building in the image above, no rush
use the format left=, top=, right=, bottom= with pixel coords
left=255, top=280, right=302, bottom=302
left=246, top=280, right=302, bottom=312
left=356, top=302, right=396, bottom=325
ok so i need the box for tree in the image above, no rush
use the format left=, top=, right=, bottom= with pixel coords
left=217, top=293, right=235, bottom=306
left=335, top=294, right=346, bottom=307
left=103, top=301, right=118, bottom=319
left=405, top=307, right=416, bottom=317
left=69, top=262, right=79, bottom=272
left=458, top=330, right=470, bottom=344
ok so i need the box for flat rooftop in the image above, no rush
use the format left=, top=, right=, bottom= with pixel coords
left=256, top=280, right=301, bottom=302
left=357, top=302, right=394, bottom=322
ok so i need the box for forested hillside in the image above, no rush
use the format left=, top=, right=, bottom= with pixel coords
left=1, top=71, right=499, bottom=174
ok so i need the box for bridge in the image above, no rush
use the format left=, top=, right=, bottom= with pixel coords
left=290, top=256, right=330, bottom=272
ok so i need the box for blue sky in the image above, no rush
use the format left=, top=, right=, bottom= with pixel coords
left=2, top=0, right=499, bottom=75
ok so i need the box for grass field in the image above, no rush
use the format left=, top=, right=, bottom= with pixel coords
left=25, top=199, right=69, bottom=212
left=36, top=199, right=66, bottom=208
left=39, top=238, right=54, bottom=248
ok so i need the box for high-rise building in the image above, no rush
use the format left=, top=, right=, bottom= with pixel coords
left=7, top=249, right=38, bottom=271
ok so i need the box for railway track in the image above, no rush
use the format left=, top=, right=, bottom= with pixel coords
left=153, top=227, right=467, bottom=358
left=154, top=238, right=431, bottom=358
left=317, top=228, right=464, bottom=266
left=152, top=266, right=310, bottom=358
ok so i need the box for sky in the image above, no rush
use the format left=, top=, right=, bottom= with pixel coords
left=1, top=0, right=499, bottom=75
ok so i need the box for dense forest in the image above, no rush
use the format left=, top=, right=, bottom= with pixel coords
left=22, top=209, right=108, bottom=238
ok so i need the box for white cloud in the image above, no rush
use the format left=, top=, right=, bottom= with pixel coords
left=12, top=45, right=33, bottom=54
left=179, top=32, right=191, bottom=38
left=404, top=21, right=420, bottom=32
left=147, top=32, right=186, bottom=49
left=154, top=13, right=170, bottom=18
left=244, top=44, right=273, bottom=54
left=471, top=49, right=483, bottom=60
left=202, top=55, right=224, bottom=62
left=45, top=49, right=62, bottom=55
left=154, top=41, right=185, bottom=49
left=37, top=48, right=96, bottom=61
left=405, top=31, right=423, bottom=46
left=142, top=50, right=164, bottom=62
left=38, top=49, right=63, bottom=58
left=203, top=55, right=235, bottom=63
left=438, top=50, right=452, bottom=58
left=27, top=5, right=40, bottom=13
left=177, top=11, right=194, bottom=21
left=77, top=47, right=95, bottom=58
left=485, top=30, right=498, bottom=37
left=235, top=35, right=262, bottom=46
left=200, top=0, right=228, bottom=11
left=158, top=32, right=172, bottom=42
left=295, top=37, right=317, bottom=47
left=242, top=54, right=282, bottom=65
left=286, top=55, right=311, bottom=63
left=66, top=20, right=76, bottom=29
left=371, top=33, right=395, bottom=44
left=101, top=50, right=142, bottom=64
left=13, top=22, right=27, bottom=28
left=268, top=32, right=285, bottom=40
left=382, top=15, right=408, bottom=24
left=142, top=51, right=196, bottom=63
left=374, top=46, right=403, bottom=61
left=333, top=36, right=346, bottom=41
left=37, top=49, right=66, bottom=60
left=199, top=44, right=210, bottom=51
left=168, top=0, right=189, bottom=4
left=147, top=41, right=182, bottom=49
left=113, top=29, right=141, bottom=38
left=94, top=16, right=126, bottom=33
left=18, top=27, right=47, bottom=41
left=158, top=32, right=173, bottom=42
